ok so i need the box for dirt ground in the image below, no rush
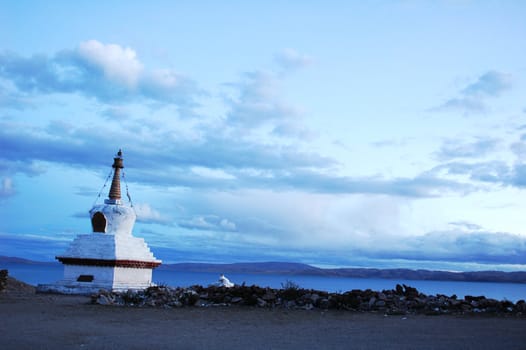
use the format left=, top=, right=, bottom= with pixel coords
left=1, top=283, right=525, bottom=350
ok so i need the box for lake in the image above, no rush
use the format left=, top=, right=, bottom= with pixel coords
left=3, top=262, right=526, bottom=302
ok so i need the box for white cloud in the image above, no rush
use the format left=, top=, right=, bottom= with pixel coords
left=101, top=106, right=130, bottom=120
left=511, top=138, right=526, bottom=161
left=275, top=48, right=312, bottom=71
left=220, top=218, right=237, bottom=231
left=178, top=215, right=237, bottom=232
left=146, top=69, right=179, bottom=89
left=462, top=70, right=512, bottom=97
left=0, top=177, right=15, bottom=198
left=224, top=70, right=303, bottom=132
left=0, top=40, right=201, bottom=106
left=78, top=40, right=143, bottom=88
left=435, top=137, right=499, bottom=160
left=133, top=203, right=171, bottom=225
left=432, top=70, right=512, bottom=114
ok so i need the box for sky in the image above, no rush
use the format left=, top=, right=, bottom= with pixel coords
left=1, top=1, right=526, bottom=271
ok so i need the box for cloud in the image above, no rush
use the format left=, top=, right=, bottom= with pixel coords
left=371, top=138, right=410, bottom=148
left=0, top=156, right=46, bottom=178
left=432, top=70, right=512, bottom=114
left=271, top=121, right=317, bottom=140
left=133, top=203, right=172, bottom=225
left=275, top=48, right=312, bottom=71
left=225, top=70, right=302, bottom=129
left=101, top=106, right=131, bottom=120
left=448, top=221, right=483, bottom=231
left=510, top=164, right=526, bottom=188
left=0, top=117, right=476, bottom=198
left=222, top=68, right=315, bottom=140
left=435, top=137, right=499, bottom=160
left=510, top=138, right=526, bottom=161
left=172, top=194, right=526, bottom=266
left=428, top=158, right=526, bottom=190
left=0, top=233, right=71, bottom=261
left=0, top=88, right=35, bottom=110
left=0, top=177, right=15, bottom=198
left=258, top=170, right=471, bottom=197
left=401, top=230, right=526, bottom=264
left=178, top=215, right=237, bottom=232
left=77, top=40, right=143, bottom=87
left=0, top=40, right=202, bottom=107
left=433, top=97, right=486, bottom=114
left=461, top=71, right=512, bottom=97
left=429, top=161, right=510, bottom=184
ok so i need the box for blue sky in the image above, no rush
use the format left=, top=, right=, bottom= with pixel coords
left=1, top=1, right=526, bottom=271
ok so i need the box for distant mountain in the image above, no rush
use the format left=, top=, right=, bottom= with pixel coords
left=0, top=256, right=58, bottom=265
left=160, top=261, right=526, bottom=284
left=2, top=256, right=525, bottom=284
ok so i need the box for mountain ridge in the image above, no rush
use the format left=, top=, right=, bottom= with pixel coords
left=2, top=256, right=525, bottom=284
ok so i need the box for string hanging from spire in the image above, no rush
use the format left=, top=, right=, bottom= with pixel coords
left=92, top=149, right=134, bottom=207
left=122, top=169, right=134, bottom=208
left=92, top=169, right=113, bottom=207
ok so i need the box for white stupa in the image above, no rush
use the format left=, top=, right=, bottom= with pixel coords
left=38, top=150, right=161, bottom=294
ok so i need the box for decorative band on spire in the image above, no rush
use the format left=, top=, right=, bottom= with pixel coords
left=107, top=149, right=124, bottom=204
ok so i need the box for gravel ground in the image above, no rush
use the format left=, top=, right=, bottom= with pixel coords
left=1, top=280, right=525, bottom=350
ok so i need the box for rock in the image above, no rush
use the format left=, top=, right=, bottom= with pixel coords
left=461, top=303, right=472, bottom=312
left=84, top=283, right=522, bottom=316
left=402, top=285, right=419, bottom=298
left=319, top=298, right=329, bottom=309
left=375, top=300, right=386, bottom=307
left=169, top=301, right=183, bottom=308
left=303, top=303, right=314, bottom=310
left=97, top=294, right=112, bottom=305
left=395, top=284, right=404, bottom=295
left=285, top=300, right=297, bottom=309
left=0, top=270, right=7, bottom=292
left=309, top=293, right=320, bottom=304
left=515, top=300, right=526, bottom=313
left=368, top=297, right=377, bottom=308
left=231, top=296, right=243, bottom=304
left=262, top=292, right=276, bottom=302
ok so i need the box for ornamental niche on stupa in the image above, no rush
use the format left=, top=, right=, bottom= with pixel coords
left=38, top=150, right=161, bottom=294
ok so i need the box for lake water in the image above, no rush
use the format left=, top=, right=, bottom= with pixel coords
left=3, top=262, right=526, bottom=302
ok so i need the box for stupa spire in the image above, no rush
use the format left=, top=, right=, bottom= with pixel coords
left=106, top=149, right=124, bottom=204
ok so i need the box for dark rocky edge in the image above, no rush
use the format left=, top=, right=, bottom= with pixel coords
left=0, top=270, right=36, bottom=294
left=92, top=283, right=526, bottom=316
left=0, top=269, right=8, bottom=291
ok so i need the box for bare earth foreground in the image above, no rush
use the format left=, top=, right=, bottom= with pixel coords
left=1, top=279, right=525, bottom=350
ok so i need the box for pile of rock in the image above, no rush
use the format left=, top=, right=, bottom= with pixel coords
left=91, top=283, right=526, bottom=316
left=0, top=270, right=8, bottom=292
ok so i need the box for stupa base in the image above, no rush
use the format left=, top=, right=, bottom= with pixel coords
left=36, top=280, right=157, bottom=295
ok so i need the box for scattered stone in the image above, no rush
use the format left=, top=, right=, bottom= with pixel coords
left=0, top=270, right=8, bottom=292
left=87, top=284, right=525, bottom=316
left=97, top=294, right=112, bottom=305
left=319, top=298, right=330, bottom=309
left=262, top=291, right=276, bottom=302
left=368, top=296, right=377, bottom=308
left=231, top=296, right=243, bottom=304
